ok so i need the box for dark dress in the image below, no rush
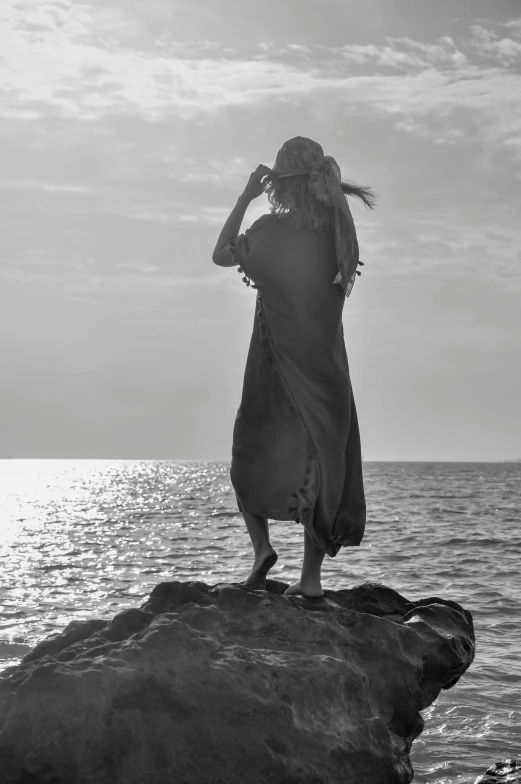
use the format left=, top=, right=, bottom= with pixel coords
left=230, top=213, right=366, bottom=557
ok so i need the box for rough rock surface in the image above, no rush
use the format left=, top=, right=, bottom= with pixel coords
left=0, top=579, right=475, bottom=784
left=475, top=761, right=521, bottom=783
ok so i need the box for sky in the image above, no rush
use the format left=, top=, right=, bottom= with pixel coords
left=0, top=0, right=520, bottom=461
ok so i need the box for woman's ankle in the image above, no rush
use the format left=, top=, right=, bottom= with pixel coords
left=300, top=571, right=322, bottom=587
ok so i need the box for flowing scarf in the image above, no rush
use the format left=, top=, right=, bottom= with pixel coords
left=271, top=155, right=361, bottom=297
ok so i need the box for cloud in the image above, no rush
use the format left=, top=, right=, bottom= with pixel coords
left=335, top=36, right=469, bottom=69
left=172, top=204, right=267, bottom=227
left=363, top=211, right=521, bottom=290
left=0, top=177, right=90, bottom=194
left=181, top=173, right=222, bottom=184
left=180, top=157, right=247, bottom=184
left=115, top=261, right=160, bottom=273
left=501, top=18, right=521, bottom=35
left=287, top=44, right=311, bottom=54
left=470, top=24, right=521, bottom=62
left=1, top=2, right=520, bottom=178
left=0, top=262, right=226, bottom=294
left=174, top=207, right=232, bottom=225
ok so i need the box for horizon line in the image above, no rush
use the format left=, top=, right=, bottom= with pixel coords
left=0, top=458, right=519, bottom=464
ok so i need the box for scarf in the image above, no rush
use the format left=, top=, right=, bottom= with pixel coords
left=271, top=155, right=361, bottom=297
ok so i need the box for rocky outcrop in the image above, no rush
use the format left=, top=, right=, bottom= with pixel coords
left=0, top=579, right=475, bottom=784
left=475, top=761, right=521, bottom=784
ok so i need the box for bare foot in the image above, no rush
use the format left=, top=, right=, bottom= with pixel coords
left=243, top=547, right=278, bottom=590
left=283, top=578, right=324, bottom=598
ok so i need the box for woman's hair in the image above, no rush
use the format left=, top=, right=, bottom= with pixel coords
left=264, top=137, right=377, bottom=231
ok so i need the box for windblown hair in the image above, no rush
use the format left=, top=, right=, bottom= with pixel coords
left=264, top=138, right=377, bottom=231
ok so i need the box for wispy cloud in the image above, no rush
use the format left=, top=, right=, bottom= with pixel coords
left=0, top=177, right=90, bottom=194
left=363, top=210, right=521, bottom=290
left=0, top=263, right=226, bottom=293
left=2, top=3, right=521, bottom=179
left=180, top=158, right=247, bottom=184
left=115, top=261, right=160, bottom=274
left=470, top=24, right=521, bottom=62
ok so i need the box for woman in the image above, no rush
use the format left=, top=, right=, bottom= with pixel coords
left=212, top=136, right=376, bottom=599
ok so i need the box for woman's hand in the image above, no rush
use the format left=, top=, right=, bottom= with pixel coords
left=240, top=164, right=274, bottom=202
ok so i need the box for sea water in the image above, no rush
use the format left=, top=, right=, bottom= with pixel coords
left=0, top=459, right=519, bottom=783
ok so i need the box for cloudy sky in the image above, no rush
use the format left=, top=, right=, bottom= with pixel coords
left=1, top=0, right=520, bottom=460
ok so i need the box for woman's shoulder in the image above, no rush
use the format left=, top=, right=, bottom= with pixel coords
left=245, top=212, right=282, bottom=234
left=249, top=212, right=331, bottom=235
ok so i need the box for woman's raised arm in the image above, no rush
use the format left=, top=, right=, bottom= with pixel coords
left=212, top=164, right=272, bottom=266
left=212, top=193, right=252, bottom=267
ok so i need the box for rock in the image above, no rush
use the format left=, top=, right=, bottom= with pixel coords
left=475, top=760, right=521, bottom=783
left=0, top=579, right=475, bottom=784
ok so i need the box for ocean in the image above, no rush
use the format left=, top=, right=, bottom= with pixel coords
left=0, top=459, right=519, bottom=783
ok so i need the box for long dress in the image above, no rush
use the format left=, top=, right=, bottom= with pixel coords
left=230, top=212, right=366, bottom=558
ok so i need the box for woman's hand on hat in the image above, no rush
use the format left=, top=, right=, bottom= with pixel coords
left=240, top=164, right=274, bottom=202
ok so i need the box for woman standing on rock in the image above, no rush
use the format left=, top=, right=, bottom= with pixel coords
left=212, top=136, right=376, bottom=599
